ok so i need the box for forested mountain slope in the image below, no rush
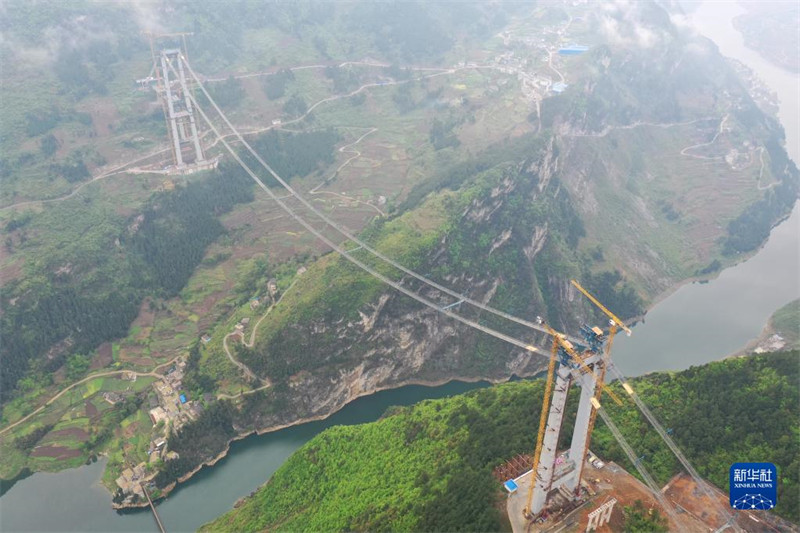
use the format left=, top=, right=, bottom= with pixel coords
left=151, top=2, right=798, bottom=491
left=1, top=0, right=797, bottom=502
left=203, top=351, right=799, bottom=532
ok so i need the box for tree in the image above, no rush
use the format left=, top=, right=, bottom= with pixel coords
left=429, top=117, right=460, bottom=150
left=622, top=499, right=668, bottom=532
left=263, top=69, right=294, bottom=100
left=51, top=156, right=90, bottom=183
left=206, top=76, right=245, bottom=109
left=41, top=134, right=58, bottom=157
left=283, top=94, right=307, bottom=117
left=65, top=353, right=90, bottom=380
left=25, top=108, right=61, bottom=137
left=350, top=92, right=366, bottom=106
left=392, top=86, right=416, bottom=114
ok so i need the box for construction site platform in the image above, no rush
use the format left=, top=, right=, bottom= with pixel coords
left=505, top=459, right=795, bottom=533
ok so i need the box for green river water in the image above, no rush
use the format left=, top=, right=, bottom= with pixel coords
left=1, top=2, right=797, bottom=531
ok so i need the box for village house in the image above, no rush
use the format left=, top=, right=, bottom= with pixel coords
left=102, top=392, right=125, bottom=405
left=148, top=406, right=168, bottom=426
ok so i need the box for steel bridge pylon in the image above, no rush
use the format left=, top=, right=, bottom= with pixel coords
left=529, top=352, right=602, bottom=516
left=156, top=48, right=205, bottom=169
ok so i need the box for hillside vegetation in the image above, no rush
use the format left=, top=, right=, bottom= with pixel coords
left=0, top=129, right=340, bottom=409
left=0, top=1, right=520, bottom=203
left=235, top=133, right=634, bottom=385
left=152, top=2, right=800, bottom=488
left=770, top=299, right=800, bottom=350
left=148, top=132, right=637, bottom=491
left=0, top=166, right=252, bottom=404
left=3, top=0, right=799, bottom=503
left=544, top=25, right=799, bottom=290
left=203, top=351, right=799, bottom=531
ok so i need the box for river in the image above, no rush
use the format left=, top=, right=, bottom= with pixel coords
left=1, top=2, right=798, bottom=531
left=612, top=1, right=800, bottom=376
left=0, top=381, right=487, bottom=532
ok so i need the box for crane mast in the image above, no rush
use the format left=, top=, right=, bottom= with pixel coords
left=523, top=337, right=558, bottom=517
left=523, top=282, right=628, bottom=520
left=174, top=57, right=729, bottom=530
left=568, top=279, right=627, bottom=484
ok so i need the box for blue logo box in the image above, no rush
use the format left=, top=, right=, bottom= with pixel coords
left=730, top=462, right=777, bottom=510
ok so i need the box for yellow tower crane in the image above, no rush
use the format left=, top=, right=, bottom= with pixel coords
left=569, top=279, right=632, bottom=470
left=523, top=334, right=559, bottom=518
left=523, top=316, right=623, bottom=518
left=570, top=279, right=632, bottom=338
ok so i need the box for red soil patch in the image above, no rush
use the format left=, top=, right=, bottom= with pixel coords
left=90, top=342, right=113, bottom=370
left=122, top=422, right=140, bottom=439
left=663, top=472, right=786, bottom=532
left=45, top=427, right=89, bottom=442
left=118, top=344, right=149, bottom=365
left=131, top=299, right=157, bottom=330
left=30, top=445, right=83, bottom=460
left=574, top=461, right=669, bottom=533
left=0, top=257, right=24, bottom=285
left=85, top=400, right=99, bottom=419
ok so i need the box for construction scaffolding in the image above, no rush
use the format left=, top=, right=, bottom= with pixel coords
left=527, top=350, right=604, bottom=516
left=144, top=32, right=217, bottom=175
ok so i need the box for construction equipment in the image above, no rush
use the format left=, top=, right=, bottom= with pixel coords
left=523, top=333, right=559, bottom=518
left=567, top=279, right=629, bottom=495
left=523, top=316, right=622, bottom=519
left=171, top=54, right=729, bottom=529
left=537, top=319, right=622, bottom=406
left=570, top=280, right=631, bottom=337
left=141, top=32, right=212, bottom=172
left=523, top=281, right=633, bottom=519
left=572, top=280, right=740, bottom=532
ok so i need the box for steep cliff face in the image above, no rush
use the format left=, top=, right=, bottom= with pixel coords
left=153, top=0, right=799, bottom=498
left=234, top=21, right=800, bottom=430
left=231, top=137, right=609, bottom=431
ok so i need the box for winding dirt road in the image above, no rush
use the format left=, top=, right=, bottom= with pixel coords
left=0, top=355, right=182, bottom=437
left=680, top=114, right=729, bottom=159
left=218, top=278, right=299, bottom=398
left=1, top=63, right=465, bottom=213
left=309, top=127, right=385, bottom=216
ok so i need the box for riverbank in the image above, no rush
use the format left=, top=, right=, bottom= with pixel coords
left=730, top=299, right=800, bottom=358
left=629, top=206, right=797, bottom=330
left=114, top=368, right=543, bottom=510
left=2, top=3, right=799, bottom=530
left=105, top=235, right=800, bottom=510
left=202, top=351, right=800, bottom=531
left=1, top=380, right=498, bottom=532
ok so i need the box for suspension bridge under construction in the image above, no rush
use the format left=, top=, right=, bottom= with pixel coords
left=143, top=37, right=754, bottom=532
